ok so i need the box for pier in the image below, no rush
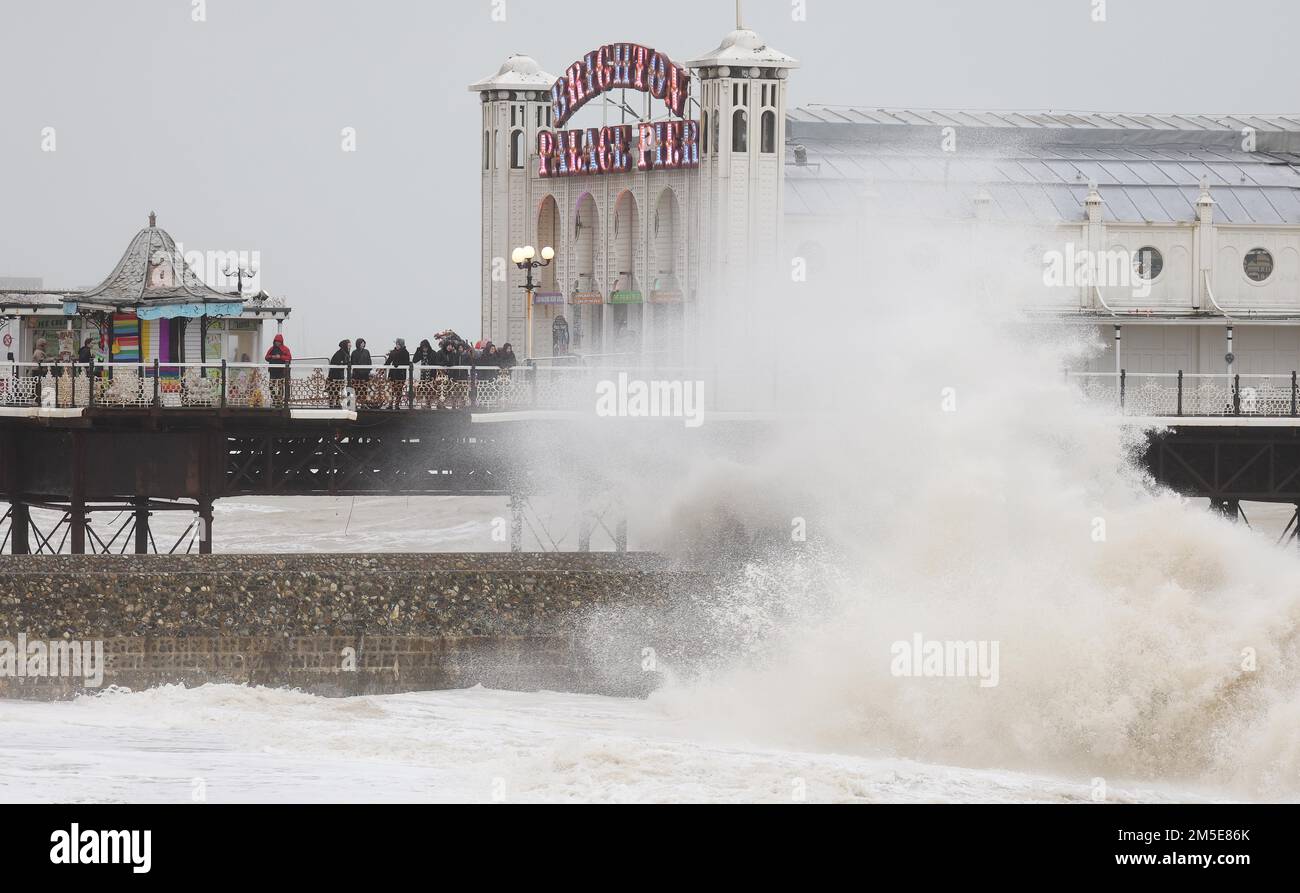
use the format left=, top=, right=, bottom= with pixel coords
left=0, top=360, right=756, bottom=555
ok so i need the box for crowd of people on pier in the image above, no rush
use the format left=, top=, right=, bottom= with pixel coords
left=282, top=330, right=519, bottom=409
left=19, top=330, right=519, bottom=410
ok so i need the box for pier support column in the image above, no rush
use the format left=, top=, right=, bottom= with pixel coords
left=615, top=516, right=628, bottom=553
left=198, top=498, right=214, bottom=555
left=134, top=497, right=150, bottom=554
left=9, top=502, right=29, bottom=555
left=70, top=431, right=87, bottom=554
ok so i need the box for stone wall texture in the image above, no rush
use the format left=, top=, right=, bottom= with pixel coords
left=0, top=554, right=713, bottom=699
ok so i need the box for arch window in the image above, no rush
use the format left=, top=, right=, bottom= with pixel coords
left=761, top=111, right=776, bottom=153
left=732, top=109, right=747, bottom=152
left=510, top=130, right=524, bottom=169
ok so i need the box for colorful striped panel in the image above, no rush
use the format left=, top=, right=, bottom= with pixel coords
left=112, top=312, right=140, bottom=362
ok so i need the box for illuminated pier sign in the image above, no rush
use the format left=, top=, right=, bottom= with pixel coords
left=550, top=43, right=691, bottom=127
left=538, top=120, right=700, bottom=179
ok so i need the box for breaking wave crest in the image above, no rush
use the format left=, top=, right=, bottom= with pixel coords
left=633, top=230, right=1300, bottom=798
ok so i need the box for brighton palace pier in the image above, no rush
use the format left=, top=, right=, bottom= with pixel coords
left=6, top=24, right=1300, bottom=556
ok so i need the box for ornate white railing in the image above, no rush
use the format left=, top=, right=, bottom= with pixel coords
left=1071, top=371, right=1300, bottom=418
left=0, top=361, right=706, bottom=413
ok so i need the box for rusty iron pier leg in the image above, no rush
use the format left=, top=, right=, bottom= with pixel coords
left=70, top=430, right=87, bottom=554
left=198, top=497, right=214, bottom=555
left=198, top=430, right=215, bottom=555
left=10, top=502, right=30, bottom=555
left=134, top=496, right=150, bottom=555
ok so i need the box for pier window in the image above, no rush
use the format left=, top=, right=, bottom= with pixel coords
left=761, top=111, right=776, bottom=153
left=510, top=129, right=524, bottom=169
left=732, top=109, right=747, bottom=152
left=483, top=130, right=490, bottom=170
left=1134, top=247, right=1163, bottom=280
left=702, top=111, right=709, bottom=154
left=1244, top=248, right=1274, bottom=282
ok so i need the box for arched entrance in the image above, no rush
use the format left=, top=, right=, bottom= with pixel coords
left=532, top=195, right=562, bottom=358
left=610, top=190, right=642, bottom=357
left=650, top=188, right=683, bottom=363
left=570, top=192, right=602, bottom=355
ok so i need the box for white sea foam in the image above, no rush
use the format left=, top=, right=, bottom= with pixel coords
left=0, top=684, right=1214, bottom=803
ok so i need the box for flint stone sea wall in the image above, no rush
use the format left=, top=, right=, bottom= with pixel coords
left=0, top=554, right=715, bottom=699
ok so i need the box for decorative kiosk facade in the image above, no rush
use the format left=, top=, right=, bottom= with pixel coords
left=0, top=214, right=289, bottom=369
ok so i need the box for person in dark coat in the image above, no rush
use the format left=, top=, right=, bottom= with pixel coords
left=327, top=339, right=350, bottom=408
left=499, top=343, right=518, bottom=369
left=385, top=338, right=411, bottom=409
left=478, top=343, right=499, bottom=382
left=350, top=338, right=372, bottom=406
left=412, top=339, right=435, bottom=370
left=430, top=341, right=454, bottom=408
left=264, top=333, right=292, bottom=406
left=411, top=339, right=436, bottom=408
left=76, top=337, right=96, bottom=377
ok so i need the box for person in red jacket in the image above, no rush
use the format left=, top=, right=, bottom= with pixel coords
left=264, top=333, right=292, bottom=406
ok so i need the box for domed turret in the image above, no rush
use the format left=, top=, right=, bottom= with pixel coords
left=468, top=54, right=556, bottom=93
left=471, top=56, right=557, bottom=348
left=690, top=26, right=797, bottom=353
left=687, top=28, right=798, bottom=72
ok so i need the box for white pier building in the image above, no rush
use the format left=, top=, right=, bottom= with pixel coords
left=473, top=24, right=1300, bottom=389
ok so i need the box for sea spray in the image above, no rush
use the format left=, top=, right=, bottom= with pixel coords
left=572, top=213, right=1300, bottom=798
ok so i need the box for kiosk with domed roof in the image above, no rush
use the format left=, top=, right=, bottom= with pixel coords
left=0, top=213, right=290, bottom=367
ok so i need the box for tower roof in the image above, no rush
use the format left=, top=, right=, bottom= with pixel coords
left=78, top=214, right=239, bottom=305
left=469, top=54, right=556, bottom=92
left=687, top=29, right=798, bottom=70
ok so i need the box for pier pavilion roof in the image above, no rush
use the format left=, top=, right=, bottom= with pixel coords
left=2, top=216, right=290, bottom=319
left=78, top=213, right=239, bottom=306
left=785, top=106, right=1300, bottom=225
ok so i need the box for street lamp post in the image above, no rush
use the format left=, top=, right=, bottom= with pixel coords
left=513, top=244, right=554, bottom=360
left=218, top=260, right=259, bottom=365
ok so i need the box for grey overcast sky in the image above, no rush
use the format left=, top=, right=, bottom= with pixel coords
left=1, top=0, right=1296, bottom=355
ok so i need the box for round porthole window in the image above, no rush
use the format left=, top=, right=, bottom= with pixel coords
left=1244, top=248, right=1274, bottom=282
left=1134, top=247, right=1163, bottom=280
